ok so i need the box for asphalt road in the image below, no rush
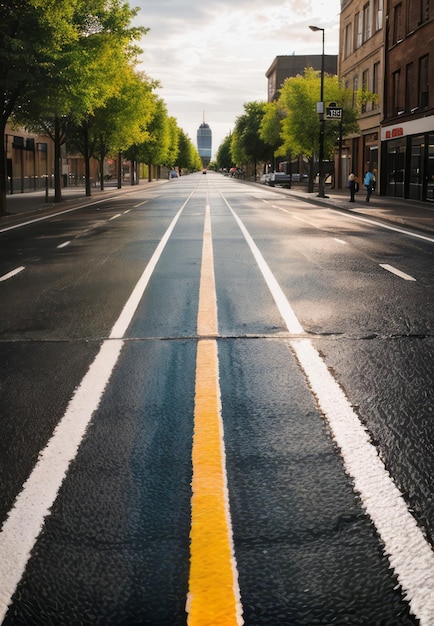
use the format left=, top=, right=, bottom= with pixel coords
left=0, top=172, right=433, bottom=625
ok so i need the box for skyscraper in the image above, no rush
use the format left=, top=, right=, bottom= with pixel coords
left=197, top=116, right=212, bottom=166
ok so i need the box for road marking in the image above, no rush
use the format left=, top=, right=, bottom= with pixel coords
left=273, top=205, right=290, bottom=213
left=0, top=194, right=194, bottom=623
left=334, top=238, right=347, bottom=244
left=134, top=200, right=148, bottom=207
left=57, top=241, right=71, bottom=249
left=329, top=208, right=434, bottom=244
left=219, top=190, right=434, bottom=626
left=0, top=266, right=25, bottom=282
left=380, top=263, right=416, bottom=281
left=187, top=204, right=243, bottom=625
left=109, top=213, right=122, bottom=221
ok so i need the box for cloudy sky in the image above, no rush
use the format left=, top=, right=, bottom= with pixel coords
left=134, top=0, right=341, bottom=157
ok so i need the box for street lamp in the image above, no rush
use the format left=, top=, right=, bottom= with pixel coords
left=309, top=25, right=326, bottom=198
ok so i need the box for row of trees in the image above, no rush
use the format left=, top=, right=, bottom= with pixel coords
left=216, top=68, right=366, bottom=190
left=0, top=0, right=202, bottom=215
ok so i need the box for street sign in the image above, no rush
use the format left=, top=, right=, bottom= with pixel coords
left=325, top=106, right=343, bottom=120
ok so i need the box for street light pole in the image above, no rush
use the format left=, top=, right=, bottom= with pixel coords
left=309, top=25, right=326, bottom=198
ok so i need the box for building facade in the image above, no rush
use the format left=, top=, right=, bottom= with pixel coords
left=197, top=122, right=212, bottom=167
left=266, top=55, right=338, bottom=102
left=380, top=0, right=434, bottom=201
left=339, top=0, right=434, bottom=201
left=339, top=0, right=385, bottom=187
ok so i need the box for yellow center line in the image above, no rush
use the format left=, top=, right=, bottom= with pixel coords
left=187, top=204, right=243, bottom=625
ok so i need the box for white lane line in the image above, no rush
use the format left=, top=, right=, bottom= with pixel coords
left=109, top=213, right=122, bottom=221
left=334, top=238, right=347, bottom=245
left=291, top=214, right=319, bottom=228
left=220, top=191, right=434, bottom=626
left=273, top=205, right=291, bottom=213
left=0, top=196, right=128, bottom=234
left=134, top=200, right=149, bottom=207
left=0, top=193, right=193, bottom=623
left=329, top=208, right=434, bottom=244
left=380, top=263, right=416, bottom=281
left=0, top=266, right=25, bottom=282
left=123, top=209, right=131, bottom=214
left=57, top=241, right=71, bottom=249
left=219, top=193, right=303, bottom=334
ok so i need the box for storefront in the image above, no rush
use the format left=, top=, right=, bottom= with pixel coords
left=381, top=116, right=434, bottom=202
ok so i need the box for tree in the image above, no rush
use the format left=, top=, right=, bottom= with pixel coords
left=133, top=97, right=171, bottom=180
left=10, top=0, right=148, bottom=201
left=259, top=102, right=288, bottom=171
left=277, top=68, right=359, bottom=191
left=70, top=69, right=157, bottom=193
left=177, top=129, right=202, bottom=172
left=215, top=134, right=234, bottom=171
left=231, top=102, right=272, bottom=180
left=0, top=0, right=79, bottom=214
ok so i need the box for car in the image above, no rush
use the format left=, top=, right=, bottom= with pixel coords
left=202, top=169, right=207, bottom=174
left=169, top=169, right=179, bottom=178
left=260, top=173, right=271, bottom=184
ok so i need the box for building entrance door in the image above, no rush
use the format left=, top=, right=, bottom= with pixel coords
left=425, top=133, right=434, bottom=202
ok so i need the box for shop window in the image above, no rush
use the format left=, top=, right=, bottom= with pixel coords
left=409, top=135, right=424, bottom=200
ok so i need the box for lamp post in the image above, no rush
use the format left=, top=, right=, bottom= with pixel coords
left=309, top=25, right=326, bottom=198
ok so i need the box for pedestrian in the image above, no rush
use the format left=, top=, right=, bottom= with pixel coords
left=363, top=167, right=375, bottom=203
left=348, top=173, right=358, bottom=202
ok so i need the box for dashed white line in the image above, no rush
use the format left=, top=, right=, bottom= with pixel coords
left=219, top=189, right=434, bottom=626
left=0, top=266, right=25, bottom=282
left=57, top=241, right=71, bottom=249
left=380, top=263, right=416, bottom=281
left=109, top=213, right=122, bottom=221
left=334, top=238, right=347, bottom=245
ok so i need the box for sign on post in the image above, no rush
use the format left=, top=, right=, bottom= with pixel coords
left=325, top=106, right=343, bottom=120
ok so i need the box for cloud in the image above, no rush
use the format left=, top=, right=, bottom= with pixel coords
left=134, top=0, right=341, bottom=156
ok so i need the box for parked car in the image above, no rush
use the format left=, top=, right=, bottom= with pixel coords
left=169, top=169, right=179, bottom=178
left=260, top=173, right=271, bottom=184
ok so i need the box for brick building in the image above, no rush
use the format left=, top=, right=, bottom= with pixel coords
left=380, top=0, right=434, bottom=201
left=339, top=0, right=385, bottom=188
left=266, top=55, right=338, bottom=102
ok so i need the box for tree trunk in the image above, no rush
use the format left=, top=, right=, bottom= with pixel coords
left=0, top=120, right=8, bottom=216
left=84, top=125, right=91, bottom=197
left=117, top=151, right=122, bottom=189
left=54, top=116, right=62, bottom=203
left=308, top=157, right=315, bottom=193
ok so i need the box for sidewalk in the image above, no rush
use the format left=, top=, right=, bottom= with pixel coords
left=260, top=182, right=434, bottom=236
left=2, top=178, right=434, bottom=237
left=0, top=180, right=167, bottom=228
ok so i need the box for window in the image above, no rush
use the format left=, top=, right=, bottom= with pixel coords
left=353, top=74, right=359, bottom=107
left=419, top=54, right=429, bottom=108
left=355, top=12, right=363, bottom=47
left=373, top=61, right=380, bottom=97
left=344, top=23, right=353, bottom=58
left=392, top=69, right=401, bottom=115
left=393, top=3, right=403, bottom=43
left=363, top=3, right=371, bottom=41
left=362, top=69, right=369, bottom=112
left=376, top=0, right=384, bottom=30
left=405, top=62, right=415, bottom=111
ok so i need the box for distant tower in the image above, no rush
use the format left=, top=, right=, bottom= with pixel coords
left=197, top=113, right=212, bottom=167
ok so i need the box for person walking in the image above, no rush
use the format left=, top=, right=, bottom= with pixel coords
left=363, top=167, right=375, bottom=203
left=348, top=173, right=358, bottom=202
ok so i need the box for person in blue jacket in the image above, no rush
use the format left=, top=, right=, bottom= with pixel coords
left=363, top=167, right=375, bottom=203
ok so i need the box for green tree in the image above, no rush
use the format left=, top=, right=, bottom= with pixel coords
left=70, top=69, right=157, bottom=192
left=215, top=134, right=234, bottom=171
left=177, top=129, right=202, bottom=172
left=0, top=0, right=80, bottom=214
left=11, top=0, right=147, bottom=201
left=231, top=101, right=272, bottom=180
left=278, top=68, right=359, bottom=190
left=259, top=102, right=288, bottom=171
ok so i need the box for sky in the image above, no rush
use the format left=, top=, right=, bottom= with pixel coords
left=133, top=0, right=342, bottom=158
